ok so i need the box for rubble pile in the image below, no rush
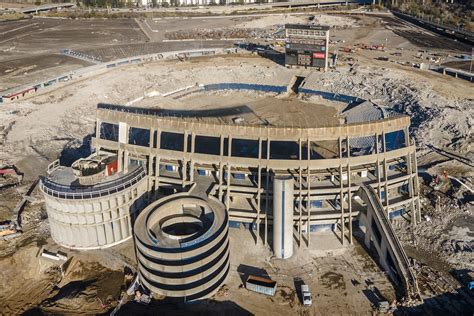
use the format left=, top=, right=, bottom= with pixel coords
left=165, top=28, right=273, bottom=40
left=307, top=66, right=473, bottom=154
left=395, top=185, right=473, bottom=270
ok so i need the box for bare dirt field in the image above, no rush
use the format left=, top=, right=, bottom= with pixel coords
left=0, top=18, right=147, bottom=88
left=0, top=18, right=146, bottom=60
left=442, top=60, right=473, bottom=72
left=0, top=54, right=92, bottom=91
left=2, top=11, right=471, bottom=89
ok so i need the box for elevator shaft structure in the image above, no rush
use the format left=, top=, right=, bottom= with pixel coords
left=273, top=176, right=294, bottom=259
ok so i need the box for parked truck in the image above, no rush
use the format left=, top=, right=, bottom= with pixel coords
left=301, top=284, right=312, bottom=307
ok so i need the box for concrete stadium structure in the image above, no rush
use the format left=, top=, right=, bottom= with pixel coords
left=39, top=72, right=421, bottom=299
left=134, top=194, right=230, bottom=301
left=40, top=154, right=148, bottom=249
left=92, top=99, right=421, bottom=247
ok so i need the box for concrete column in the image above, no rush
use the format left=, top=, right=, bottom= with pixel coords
left=96, top=120, right=101, bottom=142
left=306, top=138, right=311, bottom=246
left=273, top=175, right=294, bottom=259
left=226, top=136, right=232, bottom=211
left=257, top=137, right=262, bottom=245
left=325, top=30, right=329, bottom=72
left=190, top=132, right=195, bottom=182
left=363, top=212, right=372, bottom=250
left=347, top=136, right=352, bottom=244
left=382, top=132, right=389, bottom=212
left=404, top=127, right=416, bottom=225
left=118, top=149, right=124, bottom=172
left=148, top=129, right=155, bottom=195
left=375, top=133, right=382, bottom=199
left=412, top=150, right=422, bottom=223
left=338, top=137, right=345, bottom=245
left=298, top=138, right=302, bottom=247
left=122, top=123, right=130, bottom=173
left=265, top=138, right=271, bottom=246
left=124, top=150, right=129, bottom=174
left=102, top=203, right=113, bottom=244
left=154, top=129, right=161, bottom=192
left=90, top=200, right=105, bottom=246
left=218, top=135, right=224, bottom=200
left=380, top=238, right=389, bottom=272
left=149, top=128, right=155, bottom=149
left=182, top=131, right=188, bottom=188
left=119, top=203, right=128, bottom=239
left=111, top=206, right=120, bottom=242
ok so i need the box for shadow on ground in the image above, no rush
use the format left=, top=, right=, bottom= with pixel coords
left=59, top=134, right=93, bottom=166
left=114, top=299, right=253, bottom=316
left=237, top=264, right=269, bottom=286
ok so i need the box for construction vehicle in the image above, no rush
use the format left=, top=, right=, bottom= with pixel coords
left=430, top=171, right=451, bottom=193
left=0, top=166, right=22, bottom=189
left=0, top=220, right=21, bottom=239
left=301, top=284, right=312, bottom=307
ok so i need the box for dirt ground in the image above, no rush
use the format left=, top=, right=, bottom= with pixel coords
left=0, top=8, right=473, bottom=315
left=104, top=228, right=397, bottom=316
left=1, top=11, right=472, bottom=89
left=442, top=60, right=473, bottom=72
left=218, top=229, right=396, bottom=316
left=0, top=54, right=92, bottom=91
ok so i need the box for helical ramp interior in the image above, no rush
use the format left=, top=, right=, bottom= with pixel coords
left=133, top=194, right=230, bottom=301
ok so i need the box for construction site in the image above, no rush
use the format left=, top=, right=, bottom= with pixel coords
left=0, top=4, right=473, bottom=316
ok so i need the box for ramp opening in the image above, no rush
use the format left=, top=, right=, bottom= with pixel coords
left=288, top=76, right=306, bottom=94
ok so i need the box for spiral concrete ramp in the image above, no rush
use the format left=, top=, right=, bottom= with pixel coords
left=133, top=194, right=229, bottom=301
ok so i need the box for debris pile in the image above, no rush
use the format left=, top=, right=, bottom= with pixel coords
left=216, top=284, right=229, bottom=297
left=305, top=66, right=473, bottom=154
left=165, top=28, right=271, bottom=40
left=395, top=184, right=473, bottom=270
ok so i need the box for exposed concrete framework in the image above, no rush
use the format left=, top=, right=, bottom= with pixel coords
left=92, top=104, right=421, bottom=248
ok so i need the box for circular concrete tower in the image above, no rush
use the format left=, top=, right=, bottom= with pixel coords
left=40, top=154, right=148, bottom=249
left=134, top=195, right=229, bottom=301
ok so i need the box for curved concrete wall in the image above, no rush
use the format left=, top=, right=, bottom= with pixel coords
left=91, top=95, right=421, bottom=248
left=40, top=167, right=148, bottom=250
left=134, top=195, right=229, bottom=301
